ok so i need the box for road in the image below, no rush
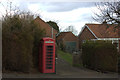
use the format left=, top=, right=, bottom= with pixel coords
left=2, top=54, right=118, bottom=78
left=56, top=55, right=118, bottom=78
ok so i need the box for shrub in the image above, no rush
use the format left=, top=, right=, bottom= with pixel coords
left=59, top=43, right=66, bottom=52
left=82, top=40, right=118, bottom=72
left=32, top=21, right=45, bottom=68
left=118, top=54, right=120, bottom=73
left=2, top=14, right=45, bottom=72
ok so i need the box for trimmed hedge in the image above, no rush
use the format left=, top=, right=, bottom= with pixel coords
left=82, top=40, right=118, bottom=72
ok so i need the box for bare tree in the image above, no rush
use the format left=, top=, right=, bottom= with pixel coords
left=93, top=1, right=120, bottom=25
left=93, top=1, right=120, bottom=36
left=63, top=25, right=78, bottom=35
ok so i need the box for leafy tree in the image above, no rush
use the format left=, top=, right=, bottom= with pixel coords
left=46, top=21, right=59, bottom=32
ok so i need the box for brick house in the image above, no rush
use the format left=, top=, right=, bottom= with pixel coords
left=34, top=16, right=58, bottom=40
left=78, top=24, right=120, bottom=53
left=56, top=32, right=78, bottom=53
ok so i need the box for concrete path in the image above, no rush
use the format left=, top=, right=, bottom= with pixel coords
left=2, top=54, right=119, bottom=78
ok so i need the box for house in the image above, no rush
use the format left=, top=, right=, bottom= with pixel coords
left=78, top=24, right=120, bottom=53
left=34, top=16, right=58, bottom=40
left=56, top=32, right=78, bottom=53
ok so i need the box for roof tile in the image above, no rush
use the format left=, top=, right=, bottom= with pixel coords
left=86, top=24, right=120, bottom=38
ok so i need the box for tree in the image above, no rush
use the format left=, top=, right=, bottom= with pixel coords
left=93, top=1, right=120, bottom=25
left=63, top=25, right=78, bottom=35
left=46, top=21, right=59, bottom=32
left=93, top=1, right=120, bottom=37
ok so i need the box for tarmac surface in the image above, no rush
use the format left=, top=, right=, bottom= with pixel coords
left=2, top=54, right=119, bottom=79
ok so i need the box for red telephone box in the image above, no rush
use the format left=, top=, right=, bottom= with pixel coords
left=39, top=37, right=55, bottom=73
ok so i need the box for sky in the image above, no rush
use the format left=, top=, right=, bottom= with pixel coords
left=0, top=0, right=103, bottom=35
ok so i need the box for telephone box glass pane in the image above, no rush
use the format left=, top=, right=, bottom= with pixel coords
left=46, top=45, right=53, bottom=69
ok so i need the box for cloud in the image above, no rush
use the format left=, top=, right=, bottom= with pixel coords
left=34, top=6, right=98, bottom=35
left=28, top=2, right=96, bottom=12
left=0, top=0, right=99, bottom=35
left=0, top=0, right=29, bottom=12
left=18, top=1, right=29, bottom=11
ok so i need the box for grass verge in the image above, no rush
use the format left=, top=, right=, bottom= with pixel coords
left=57, top=49, right=73, bottom=65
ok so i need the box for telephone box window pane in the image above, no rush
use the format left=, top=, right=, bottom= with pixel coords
left=46, top=67, right=52, bottom=69
left=46, top=45, right=53, bottom=69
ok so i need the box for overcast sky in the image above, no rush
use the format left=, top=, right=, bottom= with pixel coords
left=0, top=0, right=102, bottom=35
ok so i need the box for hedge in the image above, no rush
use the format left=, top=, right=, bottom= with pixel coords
left=82, top=40, right=118, bottom=72
left=2, top=14, right=45, bottom=72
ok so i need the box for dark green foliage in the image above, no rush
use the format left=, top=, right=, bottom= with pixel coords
left=59, top=43, right=66, bottom=52
left=46, top=21, right=59, bottom=32
left=118, top=54, right=120, bottom=73
left=2, top=15, right=45, bottom=72
left=82, top=40, right=118, bottom=72
left=32, top=23, right=46, bottom=68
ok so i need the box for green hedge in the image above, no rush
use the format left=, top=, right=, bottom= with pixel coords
left=82, top=40, right=118, bottom=72
left=2, top=14, right=45, bottom=72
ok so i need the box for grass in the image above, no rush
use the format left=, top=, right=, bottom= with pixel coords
left=57, top=49, right=73, bottom=65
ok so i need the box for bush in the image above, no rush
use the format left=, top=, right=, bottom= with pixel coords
left=59, top=43, right=66, bottom=52
left=118, top=54, right=120, bottom=73
left=32, top=22, right=45, bottom=68
left=82, top=40, right=118, bottom=72
left=2, top=14, right=45, bottom=72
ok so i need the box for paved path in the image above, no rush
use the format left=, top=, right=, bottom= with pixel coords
left=2, top=54, right=119, bottom=78
left=56, top=55, right=118, bottom=78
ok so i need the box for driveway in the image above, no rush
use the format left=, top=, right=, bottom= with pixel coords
left=56, top=55, right=118, bottom=78
left=2, top=54, right=118, bottom=78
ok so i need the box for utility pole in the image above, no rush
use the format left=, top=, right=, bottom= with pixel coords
left=51, top=27, right=53, bottom=39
